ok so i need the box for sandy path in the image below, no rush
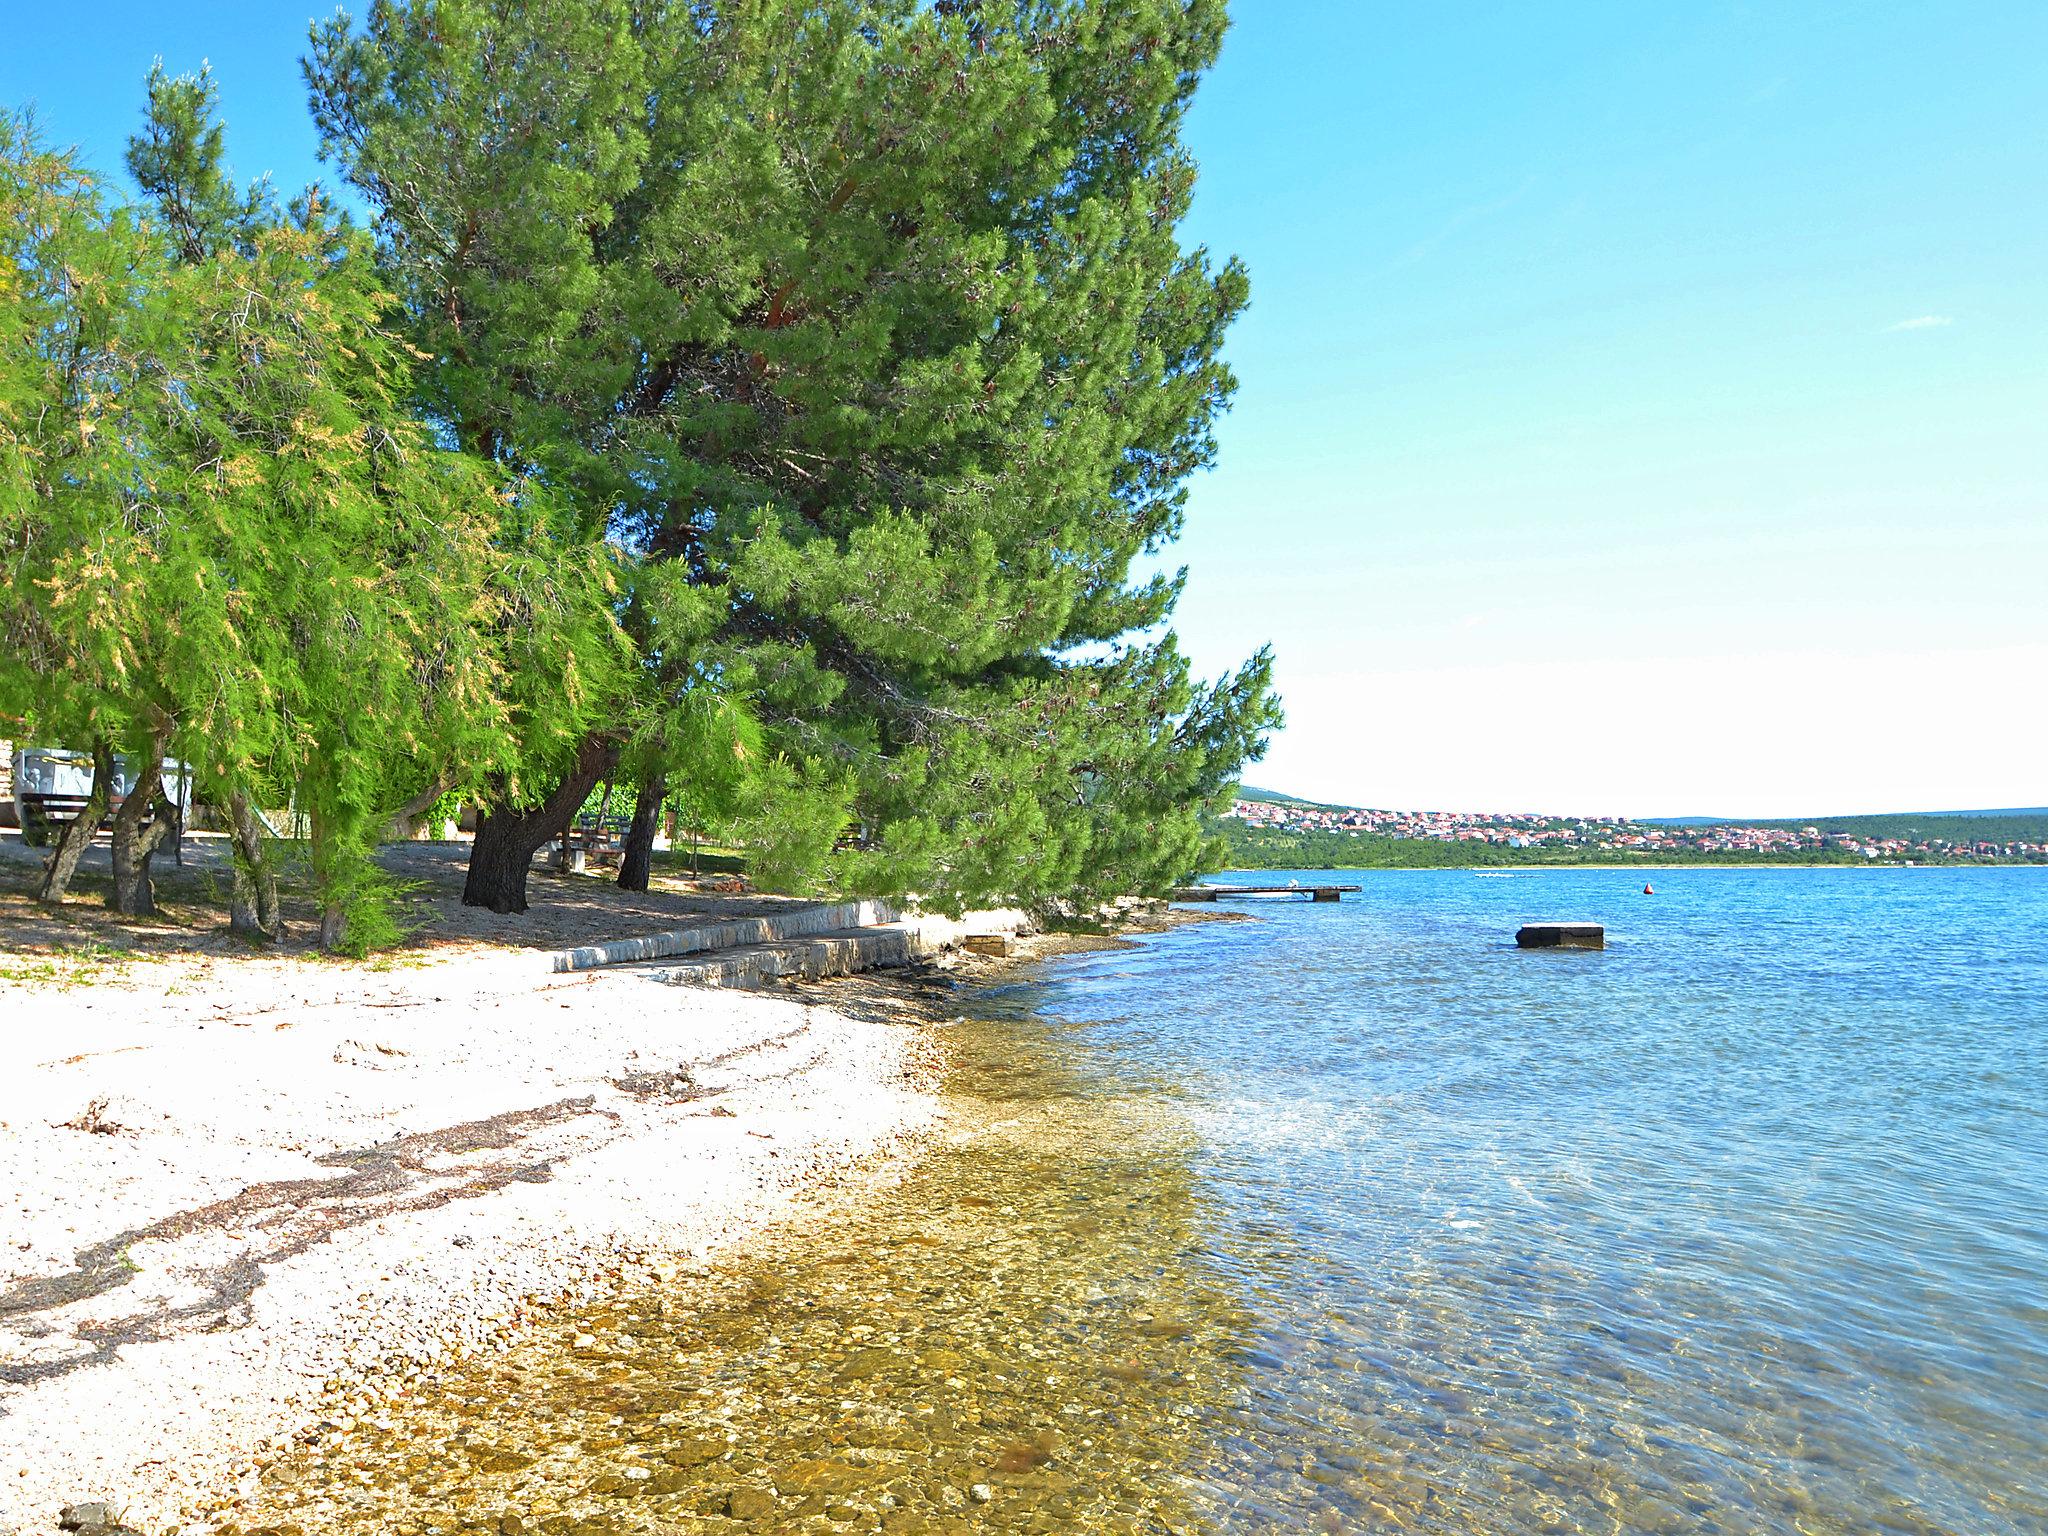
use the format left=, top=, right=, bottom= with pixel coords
left=0, top=956, right=944, bottom=1535
left=0, top=830, right=802, bottom=963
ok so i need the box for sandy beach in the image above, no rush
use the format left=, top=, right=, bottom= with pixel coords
left=0, top=818, right=1227, bottom=1536
left=0, top=829, right=1007, bottom=1536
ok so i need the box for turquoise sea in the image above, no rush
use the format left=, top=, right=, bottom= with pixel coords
left=991, top=867, right=2048, bottom=1534
left=236, top=866, right=2048, bottom=1535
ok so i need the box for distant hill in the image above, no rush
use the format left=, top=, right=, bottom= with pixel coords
left=1647, top=810, right=2048, bottom=841
left=1752, top=810, right=2048, bottom=844
left=1649, top=807, right=2046, bottom=824
left=1236, top=785, right=1355, bottom=811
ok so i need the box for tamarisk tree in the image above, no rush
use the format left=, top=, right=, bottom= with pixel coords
left=1, top=80, right=625, bottom=947
left=126, top=69, right=626, bottom=946
left=0, top=116, right=150, bottom=905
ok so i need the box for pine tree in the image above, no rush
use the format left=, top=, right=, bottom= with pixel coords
left=307, top=0, right=1278, bottom=915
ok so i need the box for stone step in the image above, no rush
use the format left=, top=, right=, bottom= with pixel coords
left=528, top=899, right=1032, bottom=989
left=545, top=899, right=904, bottom=974
left=626, top=925, right=926, bottom=988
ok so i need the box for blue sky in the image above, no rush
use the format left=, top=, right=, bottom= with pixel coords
left=1171, top=3, right=2046, bottom=815
left=6, top=2, right=2042, bottom=815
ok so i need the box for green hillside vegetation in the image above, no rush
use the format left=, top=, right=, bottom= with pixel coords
left=1207, top=820, right=2048, bottom=871
left=1253, top=793, right=2048, bottom=849
left=1236, top=785, right=1332, bottom=808
left=1755, top=811, right=2048, bottom=845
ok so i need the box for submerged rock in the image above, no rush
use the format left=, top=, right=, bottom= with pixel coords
left=724, top=1487, right=777, bottom=1521
left=57, top=1506, right=145, bottom=1536
left=773, top=1458, right=874, bottom=1497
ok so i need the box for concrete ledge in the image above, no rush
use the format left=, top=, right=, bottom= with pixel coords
left=546, top=899, right=901, bottom=973
left=637, top=927, right=920, bottom=989
left=619, top=907, right=1037, bottom=990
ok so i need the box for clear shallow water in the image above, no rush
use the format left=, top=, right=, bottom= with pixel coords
left=231, top=868, right=2048, bottom=1535
left=1044, top=868, right=2048, bottom=1534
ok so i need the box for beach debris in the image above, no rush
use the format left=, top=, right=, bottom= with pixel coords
left=609, top=1065, right=709, bottom=1103
left=694, top=875, right=753, bottom=895
left=56, top=1097, right=136, bottom=1136
left=993, top=1430, right=1059, bottom=1471
left=963, top=934, right=1014, bottom=957
left=332, top=1038, right=409, bottom=1068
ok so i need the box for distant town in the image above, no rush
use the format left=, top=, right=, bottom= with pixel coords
left=1219, top=793, right=2048, bottom=867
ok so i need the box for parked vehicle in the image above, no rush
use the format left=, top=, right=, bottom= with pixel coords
left=9, top=747, right=193, bottom=849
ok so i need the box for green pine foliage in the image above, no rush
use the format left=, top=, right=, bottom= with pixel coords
left=3, top=4, right=1279, bottom=944
left=305, top=0, right=1280, bottom=911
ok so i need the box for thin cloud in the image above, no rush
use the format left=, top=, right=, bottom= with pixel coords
left=1884, top=315, right=1953, bottom=332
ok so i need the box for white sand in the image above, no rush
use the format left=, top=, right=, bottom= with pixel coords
left=0, top=956, right=944, bottom=1535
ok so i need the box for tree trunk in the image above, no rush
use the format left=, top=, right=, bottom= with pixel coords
left=227, top=788, right=282, bottom=941
left=305, top=804, right=351, bottom=953
left=37, top=740, right=114, bottom=904
left=383, top=780, right=450, bottom=842
left=616, top=772, right=667, bottom=893
left=461, top=734, right=618, bottom=914
left=108, top=740, right=175, bottom=917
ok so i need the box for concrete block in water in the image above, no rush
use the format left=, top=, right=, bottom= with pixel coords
left=1516, top=922, right=1605, bottom=950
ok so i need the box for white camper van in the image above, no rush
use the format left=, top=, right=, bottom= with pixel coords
left=9, top=747, right=193, bottom=848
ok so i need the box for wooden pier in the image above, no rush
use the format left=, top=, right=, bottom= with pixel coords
left=1173, top=883, right=1361, bottom=904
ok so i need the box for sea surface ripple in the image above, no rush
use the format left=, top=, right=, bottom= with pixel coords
left=232, top=867, right=2048, bottom=1536
left=1034, top=867, right=2048, bottom=1534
